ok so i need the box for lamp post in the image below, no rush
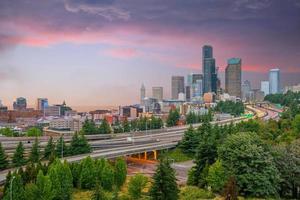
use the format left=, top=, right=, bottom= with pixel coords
left=10, top=176, right=16, bottom=200
left=61, top=134, right=64, bottom=159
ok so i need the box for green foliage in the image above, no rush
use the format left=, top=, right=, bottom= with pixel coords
left=114, top=158, right=127, bottom=189
left=69, top=133, right=91, bottom=155
left=81, top=119, right=97, bottom=135
left=218, top=132, right=280, bottom=197
left=26, top=127, right=42, bottom=137
left=292, top=114, right=300, bottom=134
left=3, top=173, right=25, bottom=200
left=92, top=182, right=107, bottom=200
left=214, top=100, right=245, bottom=116
left=128, top=174, right=148, bottom=200
left=44, top=137, right=55, bottom=159
left=25, top=170, right=54, bottom=200
left=166, top=109, right=180, bottom=127
left=179, top=186, right=215, bottom=200
left=185, top=112, right=212, bottom=125
left=79, top=156, right=96, bottom=189
left=100, top=161, right=115, bottom=191
left=55, top=136, right=68, bottom=158
left=206, top=160, right=227, bottom=193
left=149, top=158, right=179, bottom=200
left=0, top=127, right=15, bottom=137
left=29, top=137, right=40, bottom=163
left=150, top=116, right=164, bottom=129
left=98, top=119, right=112, bottom=134
left=12, top=142, right=27, bottom=167
left=70, top=162, right=82, bottom=188
left=161, top=148, right=192, bottom=162
left=48, top=159, right=73, bottom=200
left=223, top=176, right=238, bottom=200
left=189, top=120, right=218, bottom=187
left=122, top=119, right=130, bottom=132
left=0, top=142, right=8, bottom=170
left=179, top=125, right=200, bottom=154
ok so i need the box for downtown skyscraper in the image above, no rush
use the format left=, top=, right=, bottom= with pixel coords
left=171, top=76, right=185, bottom=99
left=225, top=58, right=242, bottom=98
left=202, top=45, right=217, bottom=94
left=269, top=68, right=280, bottom=94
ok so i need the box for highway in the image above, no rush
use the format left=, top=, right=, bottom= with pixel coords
left=0, top=104, right=279, bottom=184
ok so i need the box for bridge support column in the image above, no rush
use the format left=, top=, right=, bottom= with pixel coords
left=138, top=153, right=141, bottom=159
left=153, top=150, right=157, bottom=160
left=144, top=152, right=147, bottom=160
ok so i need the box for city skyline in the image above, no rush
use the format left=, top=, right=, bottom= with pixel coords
left=1, top=0, right=300, bottom=107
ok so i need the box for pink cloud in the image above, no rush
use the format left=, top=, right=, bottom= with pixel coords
left=105, top=47, right=139, bottom=59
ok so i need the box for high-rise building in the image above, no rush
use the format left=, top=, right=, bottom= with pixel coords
left=225, top=58, right=242, bottom=98
left=13, top=97, right=27, bottom=110
left=185, top=86, right=191, bottom=102
left=260, top=81, right=270, bottom=96
left=191, top=79, right=203, bottom=101
left=171, top=76, right=185, bottom=99
left=152, top=87, right=163, bottom=101
left=202, top=45, right=217, bottom=93
left=242, top=80, right=251, bottom=101
left=140, top=84, right=146, bottom=104
left=269, top=69, right=280, bottom=94
left=36, top=98, right=48, bottom=111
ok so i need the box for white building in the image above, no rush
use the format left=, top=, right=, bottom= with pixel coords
left=269, top=68, right=280, bottom=94
left=260, top=81, right=270, bottom=96
left=49, top=116, right=84, bottom=132
left=284, top=83, right=300, bottom=93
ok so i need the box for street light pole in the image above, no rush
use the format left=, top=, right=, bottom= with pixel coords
left=10, top=176, right=15, bottom=200
left=61, top=134, right=64, bottom=159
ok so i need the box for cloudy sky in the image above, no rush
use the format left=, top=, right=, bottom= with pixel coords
left=0, top=0, right=300, bottom=109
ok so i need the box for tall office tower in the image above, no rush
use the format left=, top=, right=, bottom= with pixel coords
left=13, top=97, right=27, bottom=110
left=269, top=68, right=280, bottom=94
left=202, top=45, right=217, bottom=93
left=242, top=80, right=252, bottom=101
left=171, top=76, right=185, bottom=99
left=140, top=84, right=146, bottom=104
left=36, top=98, right=48, bottom=111
left=225, top=58, right=242, bottom=98
left=191, top=79, right=203, bottom=101
left=185, top=86, right=191, bottom=102
left=260, top=81, right=270, bottom=96
left=152, top=87, right=163, bottom=101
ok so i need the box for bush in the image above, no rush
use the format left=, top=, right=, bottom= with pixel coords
left=179, top=186, right=215, bottom=200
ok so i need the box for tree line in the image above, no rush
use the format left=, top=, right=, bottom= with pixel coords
left=180, top=115, right=300, bottom=199
left=0, top=133, right=91, bottom=170
left=0, top=127, right=42, bottom=137
left=214, top=100, right=245, bottom=116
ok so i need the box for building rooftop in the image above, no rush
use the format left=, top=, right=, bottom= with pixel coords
left=228, top=58, right=241, bottom=65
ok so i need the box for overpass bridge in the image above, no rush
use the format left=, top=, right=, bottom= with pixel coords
left=0, top=104, right=275, bottom=184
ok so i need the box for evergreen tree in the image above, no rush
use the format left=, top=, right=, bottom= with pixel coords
left=128, top=174, right=148, bottom=200
left=149, top=158, right=179, bottom=200
left=48, top=159, right=73, bottom=200
left=79, top=156, right=96, bottom=189
left=92, top=182, right=107, bottom=200
left=122, top=119, right=130, bottom=132
left=29, top=137, right=40, bottom=163
left=3, top=173, right=25, bottom=200
left=24, top=162, right=38, bottom=184
left=81, top=119, right=97, bottom=134
left=179, top=125, right=199, bottom=154
left=100, top=162, right=114, bottom=191
left=44, top=137, right=55, bottom=159
left=55, top=136, right=68, bottom=158
left=69, top=133, right=91, bottom=156
left=12, top=142, right=26, bottom=167
left=166, top=109, right=180, bottom=127
left=70, top=162, right=82, bottom=188
left=114, top=158, right=127, bottom=189
left=0, top=142, right=8, bottom=170
left=35, top=170, right=54, bottom=200
left=98, top=119, right=112, bottom=134
left=26, top=127, right=42, bottom=137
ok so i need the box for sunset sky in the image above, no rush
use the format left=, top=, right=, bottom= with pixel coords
left=0, top=0, right=300, bottom=110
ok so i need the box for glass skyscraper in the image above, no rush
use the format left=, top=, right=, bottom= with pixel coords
left=269, top=68, right=280, bottom=94
left=202, top=45, right=217, bottom=93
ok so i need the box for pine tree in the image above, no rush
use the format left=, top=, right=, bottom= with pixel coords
left=69, top=133, right=91, bottom=156
left=79, top=156, right=96, bottom=189
left=12, top=142, right=27, bottom=167
left=122, top=119, right=130, bottom=132
left=36, top=170, right=54, bottom=200
left=55, top=136, right=68, bottom=158
left=98, top=119, right=112, bottom=134
left=114, top=158, right=127, bottom=189
left=0, top=142, right=8, bottom=170
left=92, top=182, right=107, bottom=200
left=48, top=159, right=73, bottom=200
left=149, top=158, right=179, bottom=200
left=3, top=173, right=25, bottom=200
left=29, top=137, right=40, bottom=163
left=100, top=162, right=114, bottom=191
left=44, top=137, right=55, bottom=159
